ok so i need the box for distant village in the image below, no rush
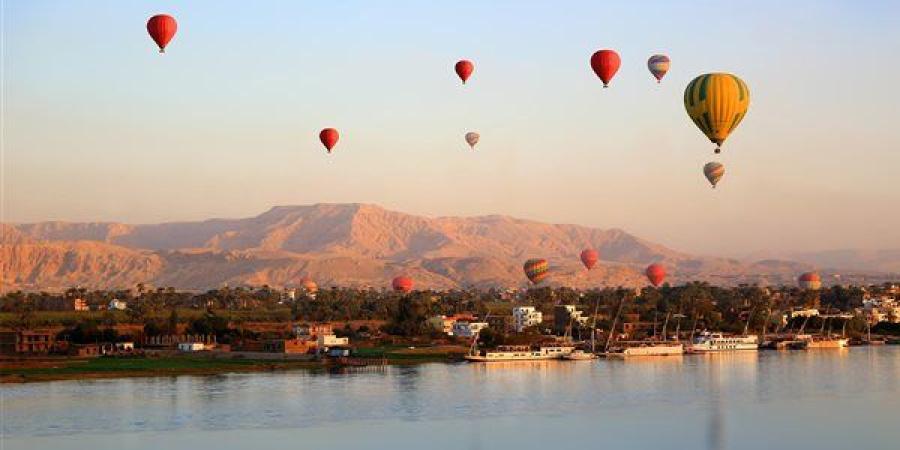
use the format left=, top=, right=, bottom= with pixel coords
left=2, top=281, right=900, bottom=360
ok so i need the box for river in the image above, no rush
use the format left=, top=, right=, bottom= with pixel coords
left=3, top=347, right=898, bottom=450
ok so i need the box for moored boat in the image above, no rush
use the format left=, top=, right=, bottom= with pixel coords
left=685, top=332, right=758, bottom=353
left=465, top=345, right=575, bottom=362
left=605, top=341, right=684, bottom=357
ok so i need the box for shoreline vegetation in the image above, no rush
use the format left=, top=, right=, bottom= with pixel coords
left=1, top=345, right=470, bottom=383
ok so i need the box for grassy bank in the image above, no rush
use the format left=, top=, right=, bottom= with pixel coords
left=0, top=356, right=322, bottom=383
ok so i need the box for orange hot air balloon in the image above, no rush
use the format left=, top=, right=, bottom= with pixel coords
left=523, top=258, right=549, bottom=285
left=301, top=277, right=318, bottom=294
left=580, top=249, right=599, bottom=270
left=590, top=49, right=621, bottom=88
left=798, top=272, right=822, bottom=290
left=455, top=60, right=474, bottom=84
left=392, top=276, right=414, bottom=293
left=319, top=128, right=339, bottom=153
left=645, top=263, right=666, bottom=287
left=147, top=14, right=177, bottom=53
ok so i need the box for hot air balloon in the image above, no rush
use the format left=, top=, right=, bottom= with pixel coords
left=301, top=277, right=318, bottom=294
left=523, top=259, right=549, bottom=285
left=146, top=14, right=177, bottom=53
left=319, top=128, right=339, bottom=153
left=684, top=73, right=750, bottom=154
left=455, top=60, right=474, bottom=84
left=645, top=263, right=666, bottom=287
left=580, top=249, right=599, bottom=270
left=798, top=272, right=822, bottom=290
left=703, top=162, right=725, bottom=188
left=590, top=50, right=621, bottom=88
left=392, top=276, right=414, bottom=293
left=647, top=54, right=670, bottom=83
left=465, top=132, right=480, bottom=150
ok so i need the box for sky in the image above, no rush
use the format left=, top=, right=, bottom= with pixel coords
left=2, top=0, right=899, bottom=257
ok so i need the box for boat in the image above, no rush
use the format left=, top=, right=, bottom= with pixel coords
left=604, top=341, right=684, bottom=357
left=465, top=344, right=575, bottom=362
left=563, top=349, right=598, bottom=360
left=798, top=334, right=849, bottom=349
left=685, top=332, right=758, bottom=353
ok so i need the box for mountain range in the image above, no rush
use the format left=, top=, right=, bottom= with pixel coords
left=1, top=204, right=895, bottom=292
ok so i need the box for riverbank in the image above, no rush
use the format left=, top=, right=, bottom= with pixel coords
left=0, top=345, right=469, bottom=383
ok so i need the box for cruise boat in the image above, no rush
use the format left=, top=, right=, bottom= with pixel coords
left=796, top=334, right=849, bottom=349
left=685, top=332, right=758, bottom=353
left=465, top=345, right=575, bottom=362
left=605, top=341, right=684, bottom=357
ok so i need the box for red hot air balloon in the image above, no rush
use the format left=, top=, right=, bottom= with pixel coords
left=645, top=263, right=666, bottom=287
left=580, top=249, right=599, bottom=270
left=798, top=272, right=822, bottom=290
left=590, top=49, right=621, bottom=88
left=455, top=60, right=474, bottom=84
left=392, top=276, right=414, bottom=293
left=319, top=128, right=339, bottom=153
left=147, top=14, right=177, bottom=53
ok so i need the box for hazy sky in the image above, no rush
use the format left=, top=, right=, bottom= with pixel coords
left=3, top=0, right=899, bottom=256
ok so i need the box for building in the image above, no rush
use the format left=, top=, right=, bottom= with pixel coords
left=451, top=321, right=489, bottom=338
left=108, top=299, right=128, bottom=311
left=0, top=330, right=54, bottom=354
left=294, top=323, right=334, bottom=339
left=486, top=315, right=514, bottom=333
left=554, top=305, right=589, bottom=334
left=789, top=308, right=820, bottom=319
left=317, top=334, right=349, bottom=349
left=34, top=297, right=89, bottom=311
left=69, top=344, right=101, bottom=357
left=263, top=339, right=315, bottom=354
left=512, top=306, right=543, bottom=332
left=427, top=313, right=478, bottom=335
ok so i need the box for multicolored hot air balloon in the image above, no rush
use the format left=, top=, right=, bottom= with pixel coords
left=301, top=277, right=318, bottom=294
left=645, top=263, right=666, bottom=287
left=455, top=60, right=474, bottom=84
left=590, top=49, right=621, bottom=88
left=319, top=128, right=339, bottom=153
left=523, top=259, right=549, bottom=285
left=703, top=162, right=725, bottom=188
left=392, top=276, right=414, bottom=293
left=647, top=54, right=670, bottom=83
left=580, top=249, right=599, bottom=270
left=147, top=14, right=177, bottom=53
left=684, top=73, right=750, bottom=154
left=465, top=132, right=480, bottom=150
left=798, top=272, right=822, bottom=290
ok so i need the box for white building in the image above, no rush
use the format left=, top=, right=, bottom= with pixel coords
left=317, top=334, right=349, bottom=349
left=108, top=299, right=128, bottom=311
left=512, top=306, right=543, bottom=332
left=452, top=322, right=489, bottom=338
left=178, top=342, right=205, bottom=352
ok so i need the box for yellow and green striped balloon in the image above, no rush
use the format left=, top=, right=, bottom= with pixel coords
left=684, top=73, right=750, bottom=154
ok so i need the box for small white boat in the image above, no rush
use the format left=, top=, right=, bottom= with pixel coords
left=606, top=341, right=684, bottom=357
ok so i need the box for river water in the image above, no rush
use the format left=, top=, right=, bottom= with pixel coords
left=3, top=347, right=898, bottom=450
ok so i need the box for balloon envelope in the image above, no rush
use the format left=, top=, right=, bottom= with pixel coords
left=645, top=263, right=666, bottom=287
left=465, top=132, right=480, bottom=149
left=647, top=54, right=670, bottom=82
left=319, top=128, right=339, bottom=153
left=301, top=277, right=318, bottom=294
left=580, top=249, right=599, bottom=270
left=703, top=162, right=725, bottom=188
left=147, top=14, right=177, bottom=53
left=684, top=73, right=750, bottom=153
left=455, top=60, right=474, bottom=84
left=392, top=276, right=414, bottom=293
left=523, top=258, right=549, bottom=284
left=590, top=50, right=621, bottom=87
left=798, top=272, right=822, bottom=290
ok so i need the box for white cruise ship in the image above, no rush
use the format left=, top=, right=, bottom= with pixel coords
left=686, top=332, right=758, bottom=353
left=465, top=345, right=575, bottom=362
